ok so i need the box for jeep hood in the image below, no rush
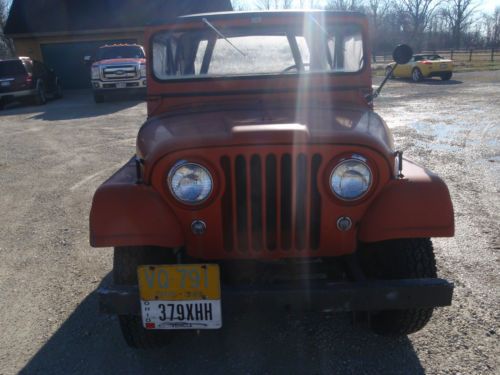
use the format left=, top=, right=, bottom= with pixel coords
left=137, top=104, right=394, bottom=180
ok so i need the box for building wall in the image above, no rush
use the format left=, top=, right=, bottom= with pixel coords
left=13, top=29, right=145, bottom=61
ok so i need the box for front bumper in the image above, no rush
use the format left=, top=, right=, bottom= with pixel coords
left=92, top=78, right=147, bottom=92
left=98, top=278, right=454, bottom=315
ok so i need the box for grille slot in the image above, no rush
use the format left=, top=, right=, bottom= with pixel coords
left=250, top=155, right=263, bottom=251
left=235, top=155, right=248, bottom=251
left=221, top=153, right=322, bottom=253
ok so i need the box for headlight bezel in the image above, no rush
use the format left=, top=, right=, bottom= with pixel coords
left=167, top=161, right=214, bottom=206
left=329, top=155, right=374, bottom=202
left=140, top=63, right=147, bottom=78
left=91, top=65, right=100, bottom=80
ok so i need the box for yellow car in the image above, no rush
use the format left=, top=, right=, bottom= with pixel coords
left=386, top=54, right=453, bottom=82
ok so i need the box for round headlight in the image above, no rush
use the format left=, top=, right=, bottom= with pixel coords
left=330, top=159, right=372, bottom=200
left=168, top=162, right=213, bottom=204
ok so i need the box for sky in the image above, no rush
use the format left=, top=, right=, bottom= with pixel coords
left=482, top=0, right=500, bottom=13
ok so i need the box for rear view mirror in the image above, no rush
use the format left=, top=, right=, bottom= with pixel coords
left=392, top=44, right=413, bottom=65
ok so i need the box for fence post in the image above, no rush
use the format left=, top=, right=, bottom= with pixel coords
left=492, top=48, right=495, bottom=62
left=469, top=49, right=473, bottom=62
left=450, top=49, right=454, bottom=60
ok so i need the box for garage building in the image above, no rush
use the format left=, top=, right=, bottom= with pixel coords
left=4, top=0, right=233, bottom=89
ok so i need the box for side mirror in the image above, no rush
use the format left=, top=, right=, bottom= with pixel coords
left=368, top=44, right=414, bottom=102
left=83, top=55, right=93, bottom=65
left=392, top=44, right=413, bottom=65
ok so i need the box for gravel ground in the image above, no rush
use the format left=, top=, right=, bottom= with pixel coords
left=0, top=71, right=498, bottom=374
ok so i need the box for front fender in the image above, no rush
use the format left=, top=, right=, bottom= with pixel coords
left=359, top=159, right=454, bottom=242
left=90, top=157, right=184, bottom=248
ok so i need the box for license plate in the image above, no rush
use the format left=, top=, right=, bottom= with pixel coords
left=1, top=81, right=11, bottom=87
left=440, top=63, right=448, bottom=69
left=116, top=82, right=126, bottom=88
left=137, top=264, right=221, bottom=330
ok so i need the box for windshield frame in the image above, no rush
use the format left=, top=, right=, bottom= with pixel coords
left=148, top=13, right=369, bottom=85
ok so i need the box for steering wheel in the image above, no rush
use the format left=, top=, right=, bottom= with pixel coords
left=281, top=63, right=310, bottom=73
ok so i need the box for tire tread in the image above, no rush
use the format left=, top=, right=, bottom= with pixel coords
left=360, top=238, right=437, bottom=336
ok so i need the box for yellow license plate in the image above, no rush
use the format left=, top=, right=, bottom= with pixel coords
left=138, top=264, right=220, bottom=301
left=137, top=264, right=222, bottom=329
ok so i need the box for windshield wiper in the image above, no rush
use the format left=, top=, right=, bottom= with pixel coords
left=202, top=18, right=246, bottom=57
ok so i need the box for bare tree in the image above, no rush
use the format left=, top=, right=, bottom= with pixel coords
left=282, top=0, right=294, bottom=9
left=0, top=0, right=15, bottom=58
left=231, top=0, right=248, bottom=11
left=325, top=0, right=365, bottom=11
left=255, top=0, right=273, bottom=10
left=366, top=0, right=389, bottom=60
left=441, top=0, right=479, bottom=48
left=399, top=0, right=442, bottom=50
left=483, top=7, right=500, bottom=47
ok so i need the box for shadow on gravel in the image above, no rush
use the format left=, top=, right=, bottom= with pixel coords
left=0, top=90, right=143, bottom=121
left=21, top=275, right=425, bottom=375
left=389, top=78, right=463, bottom=85
left=418, top=79, right=463, bottom=85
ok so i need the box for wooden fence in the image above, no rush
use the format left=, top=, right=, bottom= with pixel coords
left=373, top=49, right=498, bottom=63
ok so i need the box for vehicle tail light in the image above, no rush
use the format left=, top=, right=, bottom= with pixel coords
left=421, top=61, right=432, bottom=65
left=25, top=73, right=33, bottom=84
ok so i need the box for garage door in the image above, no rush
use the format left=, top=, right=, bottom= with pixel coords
left=41, top=39, right=136, bottom=89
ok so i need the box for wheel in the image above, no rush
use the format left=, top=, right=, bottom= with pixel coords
left=54, top=81, right=63, bottom=99
left=385, top=66, right=394, bottom=79
left=114, top=246, right=176, bottom=349
left=33, top=83, right=47, bottom=105
left=359, top=238, right=437, bottom=336
left=411, top=68, right=423, bottom=82
left=94, top=93, right=105, bottom=103
left=440, top=72, right=453, bottom=81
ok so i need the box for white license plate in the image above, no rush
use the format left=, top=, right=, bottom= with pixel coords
left=141, top=300, right=222, bottom=329
left=440, top=63, right=448, bottom=69
left=1, top=81, right=11, bottom=87
left=116, top=82, right=126, bottom=88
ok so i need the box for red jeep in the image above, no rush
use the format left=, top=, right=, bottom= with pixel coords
left=90, top=11, right=454, bottom=348
left=86, top=44, right=147, bottom=103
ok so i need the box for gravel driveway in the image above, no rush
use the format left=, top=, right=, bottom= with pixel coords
left=0, top=71, right=498, bottom=374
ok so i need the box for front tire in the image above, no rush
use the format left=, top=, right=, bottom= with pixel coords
left=54, top=81, right=63, bottom=99
left=359, top=238, right=437, bottom=336
left=440, top=72, right=453, bottom=81
left=33, top=83, right=47, bottom=105
left=411, top=68, right=423, bottom=82
left=114, top=246, right=176, bottom=349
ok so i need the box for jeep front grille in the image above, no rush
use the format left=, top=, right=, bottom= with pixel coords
left=220, top=153, right=322, bottom=253
left=102, top=65, right=139, bottom=80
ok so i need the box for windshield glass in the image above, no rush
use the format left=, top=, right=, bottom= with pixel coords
left=152, top=20, right=364, bottom=80
left=96, top=46, right=145, bottom=60
left=415, top=55, right=443, bottom=61
left=0, top=60, right=26, bottom=76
